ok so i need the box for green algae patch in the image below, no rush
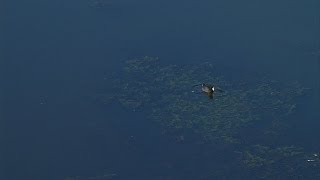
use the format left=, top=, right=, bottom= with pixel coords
left=101, top=56, right=307, bottom=145
left=239, top=145, right=320, bottom=179
left=89, top=56, right=320, bottom=179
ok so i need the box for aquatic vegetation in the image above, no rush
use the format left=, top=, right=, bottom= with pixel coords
left=102, top=56, right=307, bottom=144
left=97, top=56, right=319, bottom=178
left=240, top=144, right=320, bottom=179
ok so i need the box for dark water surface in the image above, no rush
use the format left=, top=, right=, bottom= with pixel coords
left=2, top=0, right=320, bottom=179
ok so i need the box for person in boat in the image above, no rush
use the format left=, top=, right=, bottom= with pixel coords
left=193, top=83, right=223, bottom=99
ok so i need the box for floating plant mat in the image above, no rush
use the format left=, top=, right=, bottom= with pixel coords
left=100, top=56, right=305, bottom=143
left=95, top=56, right=320, bottom=179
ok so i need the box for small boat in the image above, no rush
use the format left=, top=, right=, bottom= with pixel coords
left=193, top=83, right=223, bottom=99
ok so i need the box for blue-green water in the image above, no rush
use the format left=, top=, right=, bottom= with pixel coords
left=1, top=0, right=320, bottom=179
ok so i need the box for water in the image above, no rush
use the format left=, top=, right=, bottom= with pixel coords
left=1, top=0, right=320, bottom=179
